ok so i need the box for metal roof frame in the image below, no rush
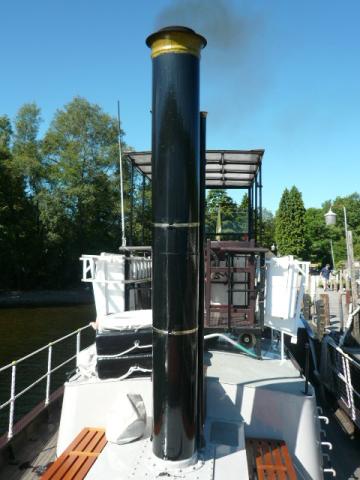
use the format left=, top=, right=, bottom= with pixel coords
left=124, top=149, right=264, bottom=189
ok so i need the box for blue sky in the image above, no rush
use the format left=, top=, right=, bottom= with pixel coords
left=1, top=0, right=359, bottom=212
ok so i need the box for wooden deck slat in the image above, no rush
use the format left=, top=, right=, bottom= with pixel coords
left=41, top=427, right=107, bottom=480
left=254, top=441, right=265, bottom=480
left=246, top=439, right=257, bottom=478
left=279, top=441, right=297, bottom=478
left=261, top=440, right=276, bottom=480
left=92, top=433, right=107, bottom=454
left=44, top=455, right=78, bottom=480
left=271, top=442, right=287, bottom=480
left=60, top=456, right=88, bottom=480
left=85, top=430, right=106, bottom=454
left=246, top=438, right=297, bottom=480
left=74, top=429, right=98, bottom=453
left=73, top=456, right=98, bottom=480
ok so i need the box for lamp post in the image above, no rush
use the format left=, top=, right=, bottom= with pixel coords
left=324, top=206, right=358, bottom=308
left=324, top=206, right=350, bottom=268
left=324, top=207, right=336, bottom=269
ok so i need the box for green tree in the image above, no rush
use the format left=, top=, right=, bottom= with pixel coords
left=262, top=208, right=275, bottom=249
left=39, top=97, right=129, bottom=286
left=12, top=103, right=43, bottom=196
left=332, top=194, right=360, bottom=261
left=205, top=189, right=239, bottom=235
left=0, top=115, right=32, bottom=288
left=129, top=173, right=152, bottom=246
left=275, top=186, right=306, bottom=258
left=303, top=207, right=331, bottom=266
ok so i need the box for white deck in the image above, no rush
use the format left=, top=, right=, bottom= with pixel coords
left=57, top=348, right=323, bottom=479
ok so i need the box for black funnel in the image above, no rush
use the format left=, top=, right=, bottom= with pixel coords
left=146, top=26, right=206, bottom=461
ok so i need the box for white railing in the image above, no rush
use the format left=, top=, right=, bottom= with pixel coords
left=327, top=340, right=360, bottom=425
left=0, top=324, right=91, bottom=440
left=127, top=256, right=152, bottom=284
left=80, top=253, right=152, bottom=316
left=80, top=254, right=152, bottom=284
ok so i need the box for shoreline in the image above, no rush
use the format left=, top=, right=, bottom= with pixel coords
left=0, top=289, right=94, bottom=308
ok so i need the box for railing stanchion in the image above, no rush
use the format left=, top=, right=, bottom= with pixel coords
left=8, top=362, right=16, bottom=439
left=45, top=343, right=53, bottom=406
left=76, top=330, right=81, bottom=367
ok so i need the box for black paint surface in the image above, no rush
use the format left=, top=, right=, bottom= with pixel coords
left=151, top=52, right=201, bottom=461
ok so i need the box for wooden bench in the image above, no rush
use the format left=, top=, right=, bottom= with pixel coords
left=41, top=427, right=107, bottom=480
left=246, top=438, right=297, bottom=480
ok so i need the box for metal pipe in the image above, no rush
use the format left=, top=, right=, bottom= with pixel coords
left=8, top=363, right=16, bottom=439
left=330, top=239, right=335, bottom=269
left=141, top=175, right=146, bottom=245
left=130, top=162, right=134, bottom=245
left=254, top=174, right=258, bottom=242
left=45, top=344, right=53, bottom=405
left=117, top=101, right=126, bottom=247
left=247, top=187, right=252, bottom=240
left=146, top=26, right=206, bottom=462
left=260, top=164, right=263, bottom=244
left=197, top=111, right=207, bottom=446
left=76, top=330, right=81, bottom=367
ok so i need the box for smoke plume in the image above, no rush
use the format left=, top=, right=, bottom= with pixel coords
left=155, top=0, right=269, bottom=136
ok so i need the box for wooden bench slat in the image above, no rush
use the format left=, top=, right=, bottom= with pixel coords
left=93, top=435, right=107, bottom=455
left=87, top=430, right=107, bottom=454
left=69, top=451, right=100, bottom=457
left=41, top=427, right=107, bottom=480
left=261, top=440, right=276, bottom=480
left=254, top=441, right=265, bottom=480
left=271, top=442, right=287, bottom=480
left=44, top=455, right=79, bottom=480
left=246, top=438, right=297, bottom=480
left=280, top=441, right=297, bottom=478
left=62, top=455, right=89, bottom=480
left=73, top=456, right=98, bottom=480
left=74, top=429, right=98, bottom=453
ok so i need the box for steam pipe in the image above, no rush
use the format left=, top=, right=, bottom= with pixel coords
left=197, top=111, right=207, bottom=446
left=146, top=26, right=206, bottom=462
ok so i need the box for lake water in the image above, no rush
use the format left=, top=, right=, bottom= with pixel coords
left=0, top=304, right=96, bottom=436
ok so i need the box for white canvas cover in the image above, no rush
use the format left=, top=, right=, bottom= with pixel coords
left=92, top=253, right=125, bottom=317
left=98, top=309, right=152, bottom=332
left=265, top=256, right=306, bottom=337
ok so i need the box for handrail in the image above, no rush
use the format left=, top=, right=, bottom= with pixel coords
left=0, top=324, right=92, bottom=440
left=0, top=324, right=90, bottom=372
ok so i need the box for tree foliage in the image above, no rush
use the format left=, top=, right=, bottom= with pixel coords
left=1, top=98, right=359, bottom=289
left=0, top=97, right=151, bottom=289
left=262, top=208, right=275, bottom=249
left=205, top=190, right=248, bottom=236
left=275, top=186, right=306, bottom=258
left=307, top=194, right=360, bottom=268
left=0, top=115, right=34, bottom=288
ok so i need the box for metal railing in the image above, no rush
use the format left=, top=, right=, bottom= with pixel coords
left=0, top=324, right=91, bottom=440
left=80, top=254, right=152, bottom=285
left=327, top=340, right=360, bottom=428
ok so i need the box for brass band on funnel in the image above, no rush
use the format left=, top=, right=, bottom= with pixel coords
left=146, top=26, right=206, bottom=58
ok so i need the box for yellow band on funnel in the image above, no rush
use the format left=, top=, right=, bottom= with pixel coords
left=147, top=28, right=206, bottom=59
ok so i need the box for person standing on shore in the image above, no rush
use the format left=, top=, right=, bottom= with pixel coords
left=320, top=264, right=331, bottom=291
